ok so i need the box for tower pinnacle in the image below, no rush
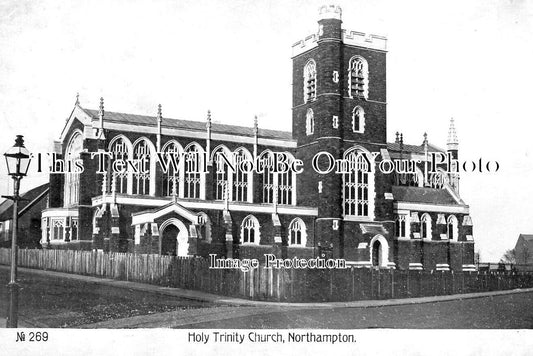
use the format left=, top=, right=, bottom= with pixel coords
left=318, top=5, right=342, bottom=20
left=447, top=117, right=458, bottom=151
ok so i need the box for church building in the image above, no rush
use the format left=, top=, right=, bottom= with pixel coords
left=41, top=5, right=475, bottom=271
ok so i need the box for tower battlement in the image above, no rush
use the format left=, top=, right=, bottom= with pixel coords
left=343, top=30, right=387, bottom=51
left=292, top=34, right=318, bottom=57
left=292, top=29, right=387, bottom=57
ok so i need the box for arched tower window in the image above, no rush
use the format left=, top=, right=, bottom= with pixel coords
left=303, top=59, right=317, bottom=103
left=352, top=106, right=365, bottom=133
left=306, top=108, right=314, bottom=136
left=421, top=213, right=432, bottom=239
left=343, top=147, right=374, bottom=218
left=161, top=141, right=182, bottom=197
left=288, top=218, right=306, bottom=246
left=241, top=215, right=260, bottom=244
left=132, top=139, right=153, bottom=195
left=109, top=136, right=131, bottom=194
left=447, top=215, right=458, bottom=241
left=348, top=56, right=369, bottom=99
left=64, top=131, right=83, bottom=206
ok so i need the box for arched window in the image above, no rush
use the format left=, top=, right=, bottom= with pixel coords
left=64, top=131, right=83, bottom=206
left=277, top=152, right=295, bottom=205
left=261, top=151, right=275, bottom=203
left=430, top=169, right=449, bottom=189
left=303, top=59, right=317, bottom=103
left=343, top=147, right=373, bottom=218
left=197, top=212, right=212, bottom=242
left=161, top=141, right=182, bottom=197
left=109, top=136, right=132, bottom=194
left=184, top=143, right=203, bottom=199
left=306, top=108, right=314, bottom=135
left=352, top=106, right=365, bottom=133
left=395, top=214, right=407, bottom=238
left=132, top=139, right=153, bottom=195
left=212, top=146, right=231, bottom=200
left=232, top=148, right=252, bottom=202
left=241, top=215, right=259, bottom=244
left=288, top=218, right=306, bottom=246
left=260, top=151, right=296, bottom=205
left=447, top=215, right=458, bottom=241
left=396, top=166, right=424, bottom=187
left=421, top=213, right=432, bottom=239
left=348, top=56, right=369, bottom=99
left=70, top=218, right=79, bottom=240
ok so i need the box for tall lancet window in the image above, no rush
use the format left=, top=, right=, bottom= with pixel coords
left=232, top=148, right=252, bottom=202
left=352, top=106, right=365, bottom=133
left=421, top=213, right=432, bottom=239
left=303, top=59, right=317, bottom=103
left=277, top=153, right=295, bottom=205
left=184, top=144, right=202, bottom=199
left=161, top=141, right=182, bottom=196
left=64, top=131, right=83, bottom=206
left=132, top=139, right=152, bottom=195
left=260, top=151, right=274, bottom=204
left=212, top=146, right=231, bottom=200
left=109, top=136, right=131, bottom=194
left=348, top=56, right=369, bottom=99
left=343, top=147, right=373, bottom=218
left=447, top=215, right=458, bottom=241
left=306, top=108, right=314, bottom=136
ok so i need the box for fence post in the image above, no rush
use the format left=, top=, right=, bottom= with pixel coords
left=391, top=269, right=394, bottom=299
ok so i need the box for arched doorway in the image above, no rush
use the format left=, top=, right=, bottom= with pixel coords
left=161, top=225, right=179, bottom=256
left=159, top=218, right=190, bottom=257
left=372, top=240, right=381, bottom=267
left=369, top=234, right=389, bottom=268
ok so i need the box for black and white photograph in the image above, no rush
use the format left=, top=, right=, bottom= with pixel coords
left=0, top=0, right=532, bottom=354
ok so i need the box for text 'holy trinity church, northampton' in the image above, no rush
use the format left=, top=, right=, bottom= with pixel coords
left=41, top=5, right=475, bottom=271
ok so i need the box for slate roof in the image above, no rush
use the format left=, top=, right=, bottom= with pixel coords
left=518, top=234, right=533, bottom=242
left=83, top=109, right=294, bottom=141
left=0, top=183, right=49, bottom=221
left=392, top=186, right=459, bottom=205
left=387, top=142, right=444, bottom=154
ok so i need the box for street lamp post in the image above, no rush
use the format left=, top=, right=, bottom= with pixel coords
left=3, top=135, right=31, bottom=328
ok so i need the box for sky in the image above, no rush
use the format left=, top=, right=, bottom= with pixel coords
left=0, top=0, right=532, bottom=261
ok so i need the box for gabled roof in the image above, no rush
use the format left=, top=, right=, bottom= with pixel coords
left=131, top=202, right=199, bottom=226
left=82, top=108, right=293, bottom=141
left=387, top=142, right=444, bottom=155
left=518, top=234, right=533, bottom=242
left=0, top=183, right=49, bottom=221
left=392, top=186, right=459, bottom=205
left=515, top=235, right=533, bottom=259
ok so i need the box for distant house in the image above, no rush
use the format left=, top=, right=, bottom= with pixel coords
left=514, top=234, right=533, bottom=265
left=0, top=183, right=49, bottom=249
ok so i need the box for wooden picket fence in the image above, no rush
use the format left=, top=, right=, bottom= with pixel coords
left=1, top=248, right=533, bottom=302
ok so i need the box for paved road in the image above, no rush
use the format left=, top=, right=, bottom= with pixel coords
left=180, top=290, right=533, bottom=329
